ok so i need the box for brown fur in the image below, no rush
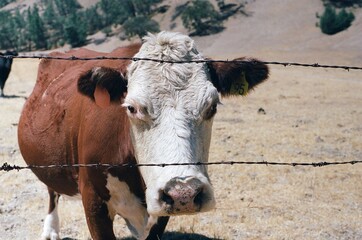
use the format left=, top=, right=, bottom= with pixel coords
left=18, top=44, right=169, bottom=239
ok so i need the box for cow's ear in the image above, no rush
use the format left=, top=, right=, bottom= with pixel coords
left=207, top=58, right=269, bottom=97
left=78, top=67, right=127, bottom=108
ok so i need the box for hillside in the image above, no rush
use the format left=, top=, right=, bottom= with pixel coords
left=196, top=0, right=362, bottom=65
left=1, top=0, right=361, bottom=66
left=69, top=0, right=362, bottom=65
left=85, top=0, right=362, bottom=66
left=1, top=0, right=98, bottom=11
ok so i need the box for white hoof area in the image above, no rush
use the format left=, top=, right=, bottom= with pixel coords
left=41, top=231, right=60, bottom=240
left=41, top=211, right=60, bottom=240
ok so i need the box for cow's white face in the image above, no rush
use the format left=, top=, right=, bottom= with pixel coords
left=124, top=32, right=217, bottom=216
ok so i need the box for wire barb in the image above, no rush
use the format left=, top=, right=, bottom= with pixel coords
left=0, top=162, right=24, bottom=172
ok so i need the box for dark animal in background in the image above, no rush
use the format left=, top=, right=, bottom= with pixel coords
left=0, top=50, right=18, bottom=97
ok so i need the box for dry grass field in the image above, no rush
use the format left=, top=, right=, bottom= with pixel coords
left=0, top=60, right=361, bottom=240
left=1, top=0, right=362, bottom=239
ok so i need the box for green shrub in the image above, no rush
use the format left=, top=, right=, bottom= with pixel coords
left=322, top=0, right=362, bottom=8
left=0, top=0, right=15, bottom=8
left=123, top=15, right=160, bottom=39
left=64, top=13, right=87, bottom=47
left=318, top=5, right=355, bottom=35
left=181, top=0, right=224, bottom=36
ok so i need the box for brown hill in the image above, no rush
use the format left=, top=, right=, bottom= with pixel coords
left=2, top=0, right=361, bottom=66
left=84, top=0, right=362, bottom=66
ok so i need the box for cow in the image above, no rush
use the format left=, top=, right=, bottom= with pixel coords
left=0, top=50, right=18, bottom=97
left=18, top=31, right=268, bottom=240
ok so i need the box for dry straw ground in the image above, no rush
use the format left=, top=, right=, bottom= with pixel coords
left=1, top=0, right=361, bottom=239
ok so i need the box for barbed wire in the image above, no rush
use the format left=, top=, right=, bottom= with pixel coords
left=1, top=54, right=362, bottom=71
left=1, top=160, right=361, bottom=172
left=1, top=54, right=361, bottom=172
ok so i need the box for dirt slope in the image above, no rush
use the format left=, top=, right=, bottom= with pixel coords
left=193, top=0, right=362, bottom=64
left=83, top=0, right=362, bottom=65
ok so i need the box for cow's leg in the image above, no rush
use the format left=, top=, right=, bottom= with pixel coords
left=146, top=216, right=169, bottom=240
left=0, top=80, right=5, bottom=97
left=81, top=185, right=116, bottom=240
left=41, top=188, right=60, bottom=240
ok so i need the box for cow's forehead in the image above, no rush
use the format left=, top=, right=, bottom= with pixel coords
left=127, top=31, right=205, bottom=83
left=126, top=32, right=218, bottom=114
left=135, top=31, right=200, bottom=61
left=126, top=61, right=218, bottom=117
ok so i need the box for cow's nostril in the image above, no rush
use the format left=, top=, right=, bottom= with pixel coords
left=193, top=189, right=204, bottom=207
left=160, top=191, right=174, bottom=205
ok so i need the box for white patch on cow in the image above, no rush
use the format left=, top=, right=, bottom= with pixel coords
left=41, top=203, right=60, bottom=240
left=41, top=73, right=64, bottom=100
left=105, top=174, right=151, bottom=240
left=124, top=31, right=217, bottom=216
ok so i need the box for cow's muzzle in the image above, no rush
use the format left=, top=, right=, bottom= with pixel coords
left=159, top=176, right=213, bottom=214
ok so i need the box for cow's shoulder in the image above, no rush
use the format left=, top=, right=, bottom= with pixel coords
left=37, top=49, right=100, bottom=83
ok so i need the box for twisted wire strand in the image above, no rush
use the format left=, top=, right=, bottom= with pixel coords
left=1, top=160, right=361, bottom=172
left=1, top=54, right=361, bottom=70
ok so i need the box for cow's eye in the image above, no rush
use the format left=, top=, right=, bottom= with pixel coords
left=123, top=103, right=137, bottom=115
left=205, top=103, right=217, bottom=120
left=127, top=105, right=136, bottom=114
left=123, top=102, right=151, bottom=124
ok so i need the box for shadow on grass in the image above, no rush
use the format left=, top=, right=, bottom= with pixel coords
left=62, top=232, right=221, bottom=240
left=0, top=94, right=27, bottom=99
left=118, top=232, right=222, bottom=240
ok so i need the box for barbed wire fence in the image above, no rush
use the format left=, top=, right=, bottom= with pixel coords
left=1, top=54, right=362, bottom=71
left=1, top=160, right=362, bottom=172
left=0, top=54, right=361, bottom=173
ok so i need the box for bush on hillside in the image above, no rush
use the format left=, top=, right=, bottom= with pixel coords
left=64, top=13, right=87, bottom=47
left=181, top=0, right=224, bottom=36
left=318, top=5, right=355, bottom=35
left=322, top=0, right=362, bottom=8
left=27, top=5, right=47, bottom=49
left=0, top=0, right=15, bottom=8
left=123, top=15, right=160, bottom=39
left=0, top=0, right=246, bottom=50
left=0, top=0, right=164, bottom=51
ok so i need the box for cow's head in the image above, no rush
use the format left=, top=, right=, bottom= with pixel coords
left=78, top=31, right=268, bottom=217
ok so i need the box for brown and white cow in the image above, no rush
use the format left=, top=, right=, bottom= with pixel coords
left=18, top=31, right=268, bottom=240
